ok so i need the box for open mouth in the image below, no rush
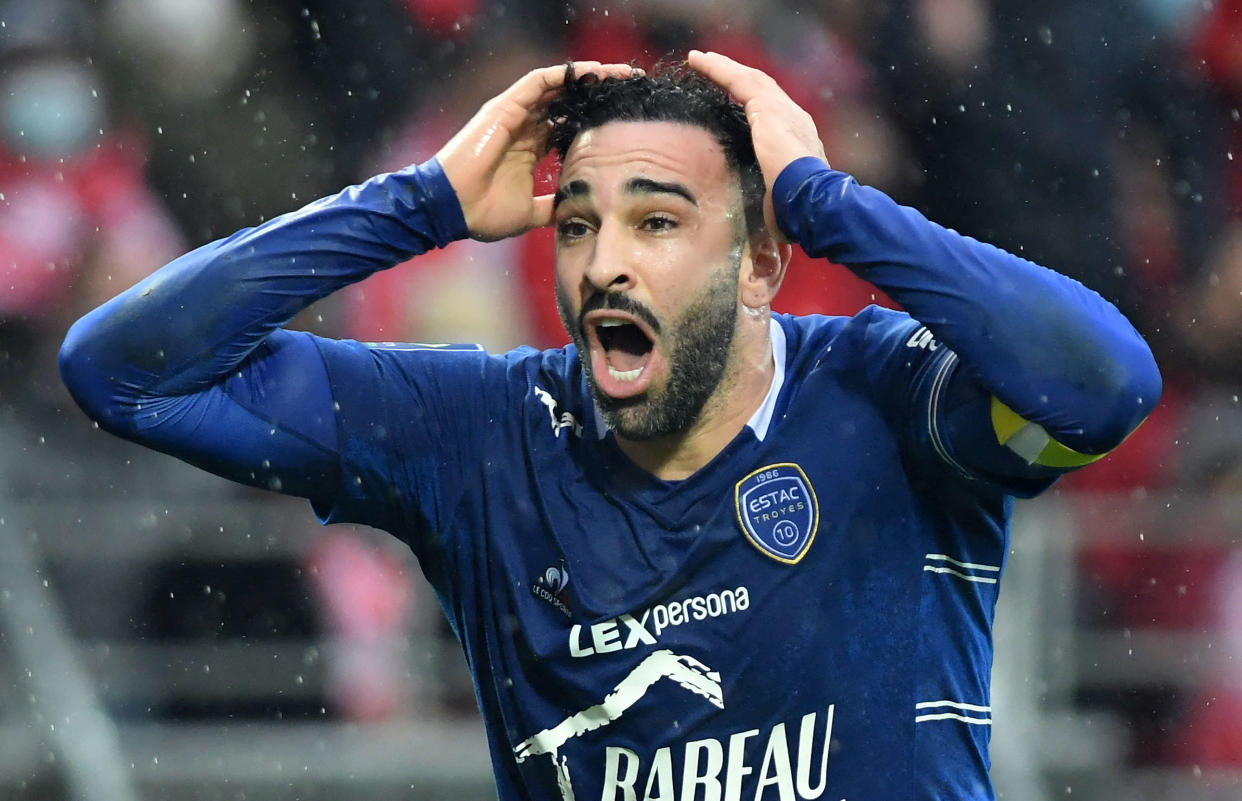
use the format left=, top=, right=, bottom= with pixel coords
left=584, top=311, right=659, bottom=397
left=597, top=319, right=653, bottom=381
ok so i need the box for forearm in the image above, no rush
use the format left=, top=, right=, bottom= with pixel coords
left=774, top=157, right=1161, bottom=453
left=60, top=159, right=467, bottom=429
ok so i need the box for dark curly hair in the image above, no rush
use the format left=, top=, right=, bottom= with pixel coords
left=544, top=62, right=766, bottom=235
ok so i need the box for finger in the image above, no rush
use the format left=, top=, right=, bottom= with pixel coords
left=529, top=194, right=555, bottom=230
left=687, top=50, right=778, bottom=104
left=506, top=64, right=578, bottom=109
left=507, top=61, right=641, bottom=110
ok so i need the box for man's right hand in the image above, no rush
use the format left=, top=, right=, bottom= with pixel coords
left=435, top=61, right=640, bottom=242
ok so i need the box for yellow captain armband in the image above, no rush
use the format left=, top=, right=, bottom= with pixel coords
left=990, top=397, right=1110, bottom=469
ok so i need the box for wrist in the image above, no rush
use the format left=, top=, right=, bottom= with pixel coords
left=771, top=156, right=834, bottom=244
left=396, top=158, right=470, bottom=247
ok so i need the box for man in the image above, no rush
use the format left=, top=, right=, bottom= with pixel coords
left=60, top=52, right=1160, bottom=800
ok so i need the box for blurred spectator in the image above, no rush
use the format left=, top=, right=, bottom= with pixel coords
left=101, top=0, right=337, bottom=243
left=1179, top=221, right=1242, bottom=385
left=306, top=530, right=420, bottom=722
left=0, top=0, right=184, bottom=410
left=872, top=0, right=1228, bottom=342
left=342, top=35, right=553, bottom=348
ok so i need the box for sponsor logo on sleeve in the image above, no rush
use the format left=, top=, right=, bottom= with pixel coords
left=734, top=463, right=819, bottom=564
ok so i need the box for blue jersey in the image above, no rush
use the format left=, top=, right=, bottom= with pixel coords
left=60, top=157, right=1161, bottom=801
left=314, top=309, right=1011, bottom=801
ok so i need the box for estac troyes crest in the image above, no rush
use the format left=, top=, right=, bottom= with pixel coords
left=734, top=463, right=819, bottom=564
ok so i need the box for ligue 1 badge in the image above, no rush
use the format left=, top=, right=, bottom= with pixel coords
left=734, top=463, right=819, bottom=564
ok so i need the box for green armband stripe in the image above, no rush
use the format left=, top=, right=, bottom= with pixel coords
left=990, top=397, right=1109, bottom=469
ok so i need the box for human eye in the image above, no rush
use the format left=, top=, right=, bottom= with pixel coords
left=640, top=214, right=677, bottom=233
left=556, top=218, right=592, bottom=241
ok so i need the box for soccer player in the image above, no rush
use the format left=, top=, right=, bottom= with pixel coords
left=60, top=52, right=1160, bottom=800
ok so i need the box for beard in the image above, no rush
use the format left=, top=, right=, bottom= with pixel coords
left=556, top=247, right=742, bottom=441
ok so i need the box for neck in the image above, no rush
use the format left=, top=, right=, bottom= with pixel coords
left=614, top=314, right=774, bottom=481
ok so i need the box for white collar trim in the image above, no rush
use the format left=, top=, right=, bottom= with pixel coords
left=744, top=316, right=785, bottom=441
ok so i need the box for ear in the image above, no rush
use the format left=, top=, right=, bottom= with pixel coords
left=740, top=230, right=792, bottom=310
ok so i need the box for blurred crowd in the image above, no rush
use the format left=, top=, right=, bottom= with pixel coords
left=1, top=0, right=1240, bottom=774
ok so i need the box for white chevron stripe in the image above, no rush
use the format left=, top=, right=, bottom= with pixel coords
left=916, top=700, right=992, bottom=713
left=924, top=553, right=1000, bottom=572
left=923, top=565, right=997, bottom=584
left=915, top=712, right=992, bottom=725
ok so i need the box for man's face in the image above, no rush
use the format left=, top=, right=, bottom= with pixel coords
left=552, top=120, right=750, bottom=440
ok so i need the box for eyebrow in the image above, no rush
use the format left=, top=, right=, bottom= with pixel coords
left=552, top=177, right=699, bottom=211
left=625, top=177, right=698, bottom=206
left=553, top=180, right=589, bottom=211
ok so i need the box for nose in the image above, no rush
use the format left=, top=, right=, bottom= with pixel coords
left=582, top=222, right=637, bottom=294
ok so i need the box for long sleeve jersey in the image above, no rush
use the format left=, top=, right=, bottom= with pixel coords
left=60, top=156, right=1160, bottom=801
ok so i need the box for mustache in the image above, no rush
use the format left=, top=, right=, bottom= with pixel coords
left=578, top=292, right=662, bottom=337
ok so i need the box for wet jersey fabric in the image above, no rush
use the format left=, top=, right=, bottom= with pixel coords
left=60, top=157, right=1161, bottom=801
left=312, top=310, right=1010, bottom=801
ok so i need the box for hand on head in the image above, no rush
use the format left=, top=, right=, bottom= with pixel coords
left=435, top=61, right=641, bottom=242
left=686, top=50, right=828, bottom=240
left=436, top=53, right=825, bottom=244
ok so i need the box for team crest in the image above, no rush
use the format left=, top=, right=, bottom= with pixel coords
left=734, top=463, right=819, bottom=564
